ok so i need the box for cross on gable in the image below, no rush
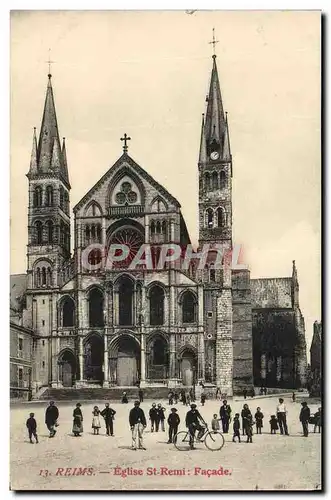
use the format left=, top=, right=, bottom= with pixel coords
left=120, top=133, right=131, bottom=153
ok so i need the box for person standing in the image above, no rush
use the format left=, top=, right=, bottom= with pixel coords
left=269, top=415, right=278, bottom=434
left=138, top=388, right=144, bottom=403
left=92, top=406, right=101, bottom=435
left=149, top=403, right=158, bottom=432
left=189, top=388, right=195, bottom=402
left=276, top=398, right=289, bottom=435
left=241, top=403, right=252, bottom=437
left=168, top=390, right=174, bottom=406
left=26, top=412, right=38, bottom=444
left=167, top=408, right=180, bottom=444
left=243, top=389, right=247, bottom=400
left=100, top=403, right=116, bottom=436
left=186, top=391, right=191, bottom=406
left=122, top=392, right=128, bottom=404
left=314, top=407, right=322, bottom=433
left=181, top=390, right=186, bottom=406
left=254, top=407, right=264, bottom=434
left=292, top=392, right=296, bottom=403
left=245, top=414, right=254, bottom=443
left=45, top=401, right=59, bottom=438
left=185, top=403, right=206, bottom=450
left=299, top=401, right=310, bottom=437
left=72, top=403, right=83, bottom=437
left=157, top=404, right=166, bottom=432
left=211, top=414, right=221, bottom=432
left=129, top=400, right=147, bottom=450
left=201, top=392, right=206, bottom=406
left=232, top=413, right=241, bottom=443
left=219, top=400, right=232, bottom=433
left=174, top=392, right=179, bottom=405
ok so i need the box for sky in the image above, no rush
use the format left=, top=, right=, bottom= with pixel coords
left=10, top=10, right=321, bottom=351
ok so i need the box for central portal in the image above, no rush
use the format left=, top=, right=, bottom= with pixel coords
left=116, top=336, right=140, bottom=386
left=84, top=334, right=104, bottom=383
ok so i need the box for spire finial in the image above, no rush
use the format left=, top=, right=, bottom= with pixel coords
left=120, top=133, right=131, bottom=153
left=46, top=48, right=55, bottom=78
left=209, top=27, right=219, bottom=58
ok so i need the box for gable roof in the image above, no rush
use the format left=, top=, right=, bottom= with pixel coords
left=73, top=152, right=181, bottom=213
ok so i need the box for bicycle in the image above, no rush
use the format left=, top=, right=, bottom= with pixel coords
left=174, top=424, right=225, bottom=452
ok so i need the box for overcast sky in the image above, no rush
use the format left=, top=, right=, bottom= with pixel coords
left=10, top=10, right=321, bottom=351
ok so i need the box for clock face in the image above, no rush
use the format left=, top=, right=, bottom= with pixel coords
left=210, top=151, right=220, bottom=160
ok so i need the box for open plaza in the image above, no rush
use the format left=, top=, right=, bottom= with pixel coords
left=10, top=394, right=321, bottom=491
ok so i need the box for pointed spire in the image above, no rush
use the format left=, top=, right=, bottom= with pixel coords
left=29, top=127, right=38, bottom=174
left=61, top=137, right=70, bottom=184
left=50, top=136, right=62, bottom=172
left=204, top=56, right=226, bottom=146
left=199, top=114, right=207, bottom=163
left=38, top=74, right=61, bottom=172
left=292, top=260, right=298, bottom=282
left=222, top=112, right=231, bottom=161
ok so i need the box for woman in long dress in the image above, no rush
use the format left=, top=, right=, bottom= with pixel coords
left=72, top=403, right=83, bottom=437
left=92, top=406, right=101, bottom=435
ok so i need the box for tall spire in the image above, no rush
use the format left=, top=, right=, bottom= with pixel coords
left=29, top=127, right=38, bottom=174
left=199, top=114, right=207, bottom=163
left=61, top=137, right=70, bottom=184
left=38, top=74, right=61, bottom=173
left=204, top=55, right=226, bottom=148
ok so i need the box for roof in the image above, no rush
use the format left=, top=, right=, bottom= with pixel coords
left=250, top=277, right=292, bottom=309
left=10, top=274, right=28, bottom=313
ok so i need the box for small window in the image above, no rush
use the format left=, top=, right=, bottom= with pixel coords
left=18, top=367, right=23, bottom=381
left=18, top=337, right=23, bottom=352
left=42, top=299, right=45, bottom=305
left=42, top=320, right=45, bottom=326
left=42, top=361, right=45, bottom=368
left=42, top=340, right=45, bottom=346
left=207, top=311, right=213, bottom=318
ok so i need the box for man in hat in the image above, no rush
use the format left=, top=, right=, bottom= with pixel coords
left=219, top=399, right=232, bottom=433
left=185, top=403, right=206, bottom=450
left=299, top=401, right=311, bottom=437
left=149, top=403, right=158, bottom=432
left=167, top=408, right=180, bottom=444
left=156, top=403, right=166, bottom=432
left=45, top=401, right=59, bottom=438
left=129, top=401, right=147, bottom=450
left=100, top=402, right=116, bottom=436
left=276, top=398, right=289, bottom=435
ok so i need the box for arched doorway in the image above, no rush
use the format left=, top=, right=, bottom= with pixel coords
left=111, top=335, right=140, bottom=386
left=181, top=349, right=197, bottom=386
left=147, top=335, right=168, bottom=380
left=58, top=350, right=76, bottom=387
left=84, top=335, right=104, bottom=383
left=88, top=288, right=104, bottom=327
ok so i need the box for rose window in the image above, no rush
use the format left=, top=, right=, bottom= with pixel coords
left=115, top=181, right=138, bottom=205
left=108, top=227, right=144, bottom=268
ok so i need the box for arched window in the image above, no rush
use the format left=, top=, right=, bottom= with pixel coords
left=216, top=207, right=226, bottom=228
left=33, top=186, right=42, bottom=207
left=118, top=277, right=134, bottom=325
left=209, top=264, right=216, bottom=282
left=46, top=220, right=53, bottom=244
left=85, top=225, right=90, bottom=244
left=60, top=187, right=64, bottom=210
left=150, top=221, right=156, bottom=236
left=47, top=267, right=52, bottom=287
left=220, top=170, right=226, bottom=188
left=161, top=220, right=167, bottom=235
left=60, top=222, right=65, bottom=245
left=35, top=268, right=41, bottom=288
left=156, top=221, right=161, bottom=234
left=35, top=221, right=43, bottom=244
left=45, top=186, right=53, bottom=206
left=212, top=171, right=219, bottom=190
left=91, top=225, right=96, bottom=242
left=41, top=267, right=47, bottom=286
left=64, top=191, right=69, bottom=213
left=205, top=172, right=211, bottom=191
left=182, top=291, right=196, bottom=324
left=150, top=285, right=165, bottom=325
left=62, top=297, right=75, bottom=327
left=88, top=288, right=104, bottom=327
left=206, top=208, right=214, bottom=228
left=96, top=224, right=102, bottom=243
left=152, top=337, right=167, bottom=365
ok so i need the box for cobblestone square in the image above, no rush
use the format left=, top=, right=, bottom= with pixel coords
left=10, top=395, right=321, bottom=491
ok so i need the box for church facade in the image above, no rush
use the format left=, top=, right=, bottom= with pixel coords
left=10, top=55, right=307, bottom=398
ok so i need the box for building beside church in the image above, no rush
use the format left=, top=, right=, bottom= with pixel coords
left=10, top=53, right=307, bottom=398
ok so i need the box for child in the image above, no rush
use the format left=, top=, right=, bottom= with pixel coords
left=92, top=406, right=101, bottom=435
left=201, top=392, right=206, bottom=406
left=232, top=413, right=241, bottom=443
left=269, top=415, right=278, bottom=434
left=255, top=407, right=264, bottom=434
left=26, top=412, right=38, bottom=444
left=122, top=392, right=128, bottom=404
left=211, top=413, right=221, bottom=432
left=167, top=408, right=180, bottom=443
left=246, top=414, right=254, bottom=443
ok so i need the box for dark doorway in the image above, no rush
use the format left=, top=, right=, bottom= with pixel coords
left=58, top=350, right=76, bottom=387
left=116, top=336, right=140, bottom=386
left=62, top=297, right=75, bottom=327
left=118, top=277, right=134, bottom=325
left=84, top=335, right=104, bottom=382
left=181, top=350, right=196, bottom=386
left=150, top=286, right=164, bottom=325
left=89, top=289, right=104, bottom=327
left=148, top=336, right=168, bottom=380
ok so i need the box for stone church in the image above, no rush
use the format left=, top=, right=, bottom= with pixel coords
left=10, top=54, right=307, bottom=398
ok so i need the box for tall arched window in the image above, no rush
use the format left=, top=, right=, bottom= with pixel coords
left=150, top=285, right=165, bottom=325
left=45, top=186, right=53, bottom=206
left=152, top=336, right=167, bottom=364
left=35, top=268, right=41, bottom=287
left=41, top=267, right=47, bottom=286
left=212, top=171, right=219, bottom=190
left=47, top=267, right=52, bottom=287
left=161, top=220, right=167, bottom=235
left=89, top=288, right=104, bottom=327
left=206, top=208, right=214, bottom=228
left=60, top=222, right=65, bottom=245
left=220, top=170, right=226, bottom=188
left=156, top=221, right=161, bottom=234
left=209, top=264, right=216, bottom=282
left=118, top=277, right=134, bottom=325
left=91, top=225, right=96, bottom=242
left=182, top=291, right=196, bottom=324
left=46, top=220, right=53, bottom=244
left=150, top=221, right=156, bottom=236
left=64, top=191, right=69, bottom=213
left=96, top=224, right=102, bottom=243
left=216, top=207, right=226, bottom=228
left=60, top=187, right=64, bottom=210
left=85, top=225, right=90, bottom=244
left=62, top=297, right=75, bottom=327
left=33, top=186, right=42, bottom=207
left=35, top=221, right=43, bottom=244
left=205, top=172, right=211, bottom=191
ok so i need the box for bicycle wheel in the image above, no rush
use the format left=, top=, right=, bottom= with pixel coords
left=174, top=431, right=191, bottom=451
left=204, top=431, right=225, bottom=451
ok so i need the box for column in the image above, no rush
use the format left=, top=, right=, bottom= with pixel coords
left=133, top=282, right=137, bottom=326
left=103, top=333, right=109, bottom=386
left=140, top=333, right=146, bottom=385
left=261, top=354, right=266, bottom=381
left=198, top=285, right=204, bottom=329
left=144, top=215, right=149, bottom=242
left=199, top=332, right=205, bottom=381
left=79, top=337, right=84, bottom=382
left=169, top=334, right=176, bottom=379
